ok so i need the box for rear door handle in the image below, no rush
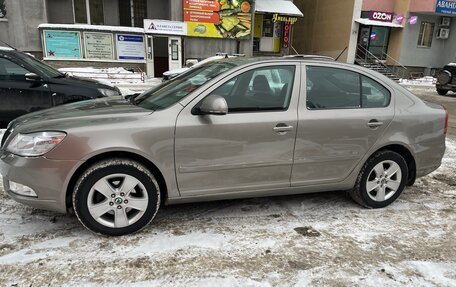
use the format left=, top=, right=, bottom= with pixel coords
left=273, top=124, right=294, bottom=134
left=367, top=119, right=384, bottom=128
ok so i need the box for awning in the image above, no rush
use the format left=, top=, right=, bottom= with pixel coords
left=355, top=18, right=403, bottom=28
left=255, top=0, right=304, bottom=17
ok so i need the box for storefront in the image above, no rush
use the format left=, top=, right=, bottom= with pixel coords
left=355, top=11, right=403, bottom=61
left=253, top=0, right=303, bottom=55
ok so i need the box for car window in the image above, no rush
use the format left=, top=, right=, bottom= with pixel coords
left=306, top=66, right=361, bottom=109
left=306, top=66, right=390, bottom=110
left=14, top=52, right=64, bottom=78
left=361, top=76, right=391, bottom=108
left=210, top=65, right=296, bottom=112
left=0, top=57, right=30, bottom=80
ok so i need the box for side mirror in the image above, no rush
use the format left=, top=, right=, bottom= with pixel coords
left=198, top=95, right=228, bottom=115
left=25, top=73, right=42, bottom=82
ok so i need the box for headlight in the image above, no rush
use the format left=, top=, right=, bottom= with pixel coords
left=7, top=132, right=67, bottom=157
left=98, top=88, right=120, bottom=97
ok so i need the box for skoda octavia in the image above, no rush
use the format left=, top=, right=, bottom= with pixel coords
left=0, top=57, right=448, bottom=236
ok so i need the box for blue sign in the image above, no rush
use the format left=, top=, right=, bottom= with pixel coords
left=44, top=30, right=82, bottom=58
left=436, top=0, right=456, bottom=15
left=116, top=34, right=145, bottom=61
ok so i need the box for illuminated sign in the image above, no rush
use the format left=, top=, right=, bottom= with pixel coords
left=273, top=14, right=298, bottom=24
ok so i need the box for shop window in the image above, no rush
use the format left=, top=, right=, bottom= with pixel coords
left=306, top=66, right=390, bottom=110
left=262, top=16, right=274, bottom=37
left=0, top=0, right=6, bottom=19
left=210, top=66, right=296, bottom=112
left=73, top=0, right=104, bottom=25
left=417, top=22, right=435, bottom=48
left=119, top=0, right=147, bottom=27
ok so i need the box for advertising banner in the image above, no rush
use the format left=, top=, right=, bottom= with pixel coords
left=184, top=0, right=253, bottom=39
left=84, top=32, right=114, bottom=60
left=44, top=30, right=81, bottom=58
left=436, top=0, right=456, bottom=15
left=144, top=19, right=187, bottom=36
left=116, top=34, right=145, bottom=61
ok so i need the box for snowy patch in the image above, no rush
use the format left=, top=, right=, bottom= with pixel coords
left=399, top=76, right=436, bottom=87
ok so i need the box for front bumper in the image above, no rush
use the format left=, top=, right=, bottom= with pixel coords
left=0, top=151, right=80, bottom=213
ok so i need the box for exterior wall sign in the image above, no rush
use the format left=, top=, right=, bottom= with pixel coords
left=144, top=19, right=187, bottom=36
left=184, top=0, right=253, bottom=39
left=369, top=11, right=394, bottom=23
left=436, top=0, right=456, bottom=15
left=272, top=14, right=298, bottom=24
left=44, top=30, right=82, bottom=58
left=84, top=32, right=114, bottom=60
left=282, top=23, right=291, bottom=49
left=116, top=34, right=145, bottom=61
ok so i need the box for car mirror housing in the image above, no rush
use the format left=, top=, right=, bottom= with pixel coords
left=25, top=73, right=42, bottom=82
left=198, top=95, right=228, bottom=115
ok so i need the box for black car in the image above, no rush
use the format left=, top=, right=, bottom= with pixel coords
left=0, top=47, right=120, bottom=127
left=436, top=63, right=456, bottom=96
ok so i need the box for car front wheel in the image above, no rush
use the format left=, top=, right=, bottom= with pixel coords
left=349, top=150, right=408, bottom=209
left=73, top=159, right=160, bottom=236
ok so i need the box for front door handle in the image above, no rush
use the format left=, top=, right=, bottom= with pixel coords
left=367, top=119, right=384, bottom=128
left=273, top=124, right=294, bottom=134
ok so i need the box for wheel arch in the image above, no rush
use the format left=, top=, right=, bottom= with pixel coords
left=373, top=143, right=417, bottom=186
left=65, top=151, right=168, bottom=212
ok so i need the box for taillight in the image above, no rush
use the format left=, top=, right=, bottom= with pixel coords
left=444, top=106, right=449, bottom=135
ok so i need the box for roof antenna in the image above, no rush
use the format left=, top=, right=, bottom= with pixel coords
left=0, top=40, right=17, bottom=50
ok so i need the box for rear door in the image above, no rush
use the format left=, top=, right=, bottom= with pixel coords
left=0, top=56, right=51, bottom=127
left=175, top=62, right=300, bottom=195
left=291, top=64, right=395, bottom=186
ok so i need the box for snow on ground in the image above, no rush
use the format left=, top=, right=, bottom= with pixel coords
left=59, top=67, right=162, bottom=95
left=0, top=136, right=455, bottom=286
left=399, top=76, right=437, bottom=87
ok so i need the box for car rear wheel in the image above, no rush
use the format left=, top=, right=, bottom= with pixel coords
left=73, top=159, right=160, bottom=236
left=437, top=88, right=449, bottom=96
left=349, top=150, right=408, bottom=208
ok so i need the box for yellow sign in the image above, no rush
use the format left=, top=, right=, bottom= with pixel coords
left=273, top=14, right=298, bottom=24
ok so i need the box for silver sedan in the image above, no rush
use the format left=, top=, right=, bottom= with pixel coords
left=0, top=57, right=448, bottom=235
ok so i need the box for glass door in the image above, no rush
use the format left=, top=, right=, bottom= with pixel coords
left=368, top=26, right=390, bottom=60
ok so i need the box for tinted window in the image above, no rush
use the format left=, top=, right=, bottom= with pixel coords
left=306, top=66, right=361, bottom=109
left=209, top=66, right=296, bottom=112
left=306, top=66, right=390, bottom=109
left=361, top=76, right=391, bottom=108
left=0, top=57, right=30, bottom=80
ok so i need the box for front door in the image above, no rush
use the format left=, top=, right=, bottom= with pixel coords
left=145, top=35, right=155, bottom=77
left=0, top=56, right=51, bottom=127
left=291, top=64, right=394, bottom=186
left=175, top=63, right=300, bottom=195
left=168, top=37, right=182, bottom=71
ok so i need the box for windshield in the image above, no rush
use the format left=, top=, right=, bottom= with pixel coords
left=15, top=52, right=64, bottom=78
left=135, top=62, right=235, bottom=110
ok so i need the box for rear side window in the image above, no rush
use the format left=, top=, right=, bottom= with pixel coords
left=306, top=66, right=390, bottom=109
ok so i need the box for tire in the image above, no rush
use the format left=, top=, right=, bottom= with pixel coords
left=437, top=88, right=448, bottom=96
left=73, top=159, right=160, bottom=236
left=349, top=150, right=408, bottom=209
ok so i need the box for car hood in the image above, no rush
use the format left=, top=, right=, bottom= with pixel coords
left=10, top=98, right=152, bottom=133
left=50, top=75, right=116, bottom=90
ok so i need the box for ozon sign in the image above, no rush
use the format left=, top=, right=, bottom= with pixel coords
left=369, top=11, right=394, bottom=23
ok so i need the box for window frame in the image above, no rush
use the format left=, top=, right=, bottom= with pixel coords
left=72, top=0, right=104, bottom=25
left=190, top=62, right=301, bottom=115
left=417, top=21, right=435, bottom=48
left=304, top=65, right=392, bottom=111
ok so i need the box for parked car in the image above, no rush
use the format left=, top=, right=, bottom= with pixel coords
left=0, top=57, right=448, bottom=236
left=0, top=47, right=120, bottom=127
left=436, top=63, right=456, bottom=96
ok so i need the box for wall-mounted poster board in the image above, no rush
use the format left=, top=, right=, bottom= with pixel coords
left=43, top=30, right=82, bottom=58
left=116, top=34, right=146, bottom=61
left=84, top=32, right=114, bottom=60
